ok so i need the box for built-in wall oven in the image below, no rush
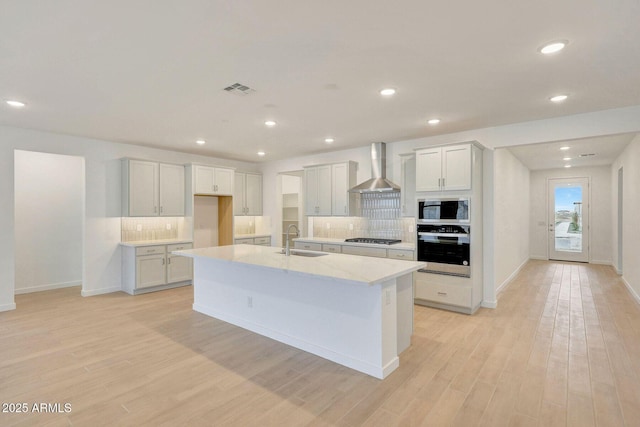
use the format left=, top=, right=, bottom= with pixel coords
left=416, top=223, right=470, bottom=277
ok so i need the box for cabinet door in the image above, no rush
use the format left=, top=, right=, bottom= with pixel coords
left=233, top=172, right=246, bottom=215
left=128, top=160, right=159, bottom=216
left=136, top=254, right=166, bottom=288
left=159, top=163, right=185, bottom=216
left=316, top=165, right=332, bottom=215
left=304, top=167, right=319, bottom=215
left=442, top=144, right=471, bottom=191
left=167, top=255, right=193, bottom=283
left=415, top=148, right=442, bottom=192
left=400, top=154, right=416, bottom=217
left=245, top=173, right=263, bottom=215
left=331, top=163, right=349, bottom=216
left=194, top=166, right=215, bottom=194
left=214, top=168, right=234, bottom=195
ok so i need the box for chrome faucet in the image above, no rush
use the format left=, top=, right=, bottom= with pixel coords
left=285, top=224, right=300, bottom=256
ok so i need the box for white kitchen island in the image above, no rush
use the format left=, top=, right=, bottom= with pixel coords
left=173, top=244, right=425, bottom=379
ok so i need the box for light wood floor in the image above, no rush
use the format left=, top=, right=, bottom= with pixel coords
left=1, top=261, right=640, bottom=426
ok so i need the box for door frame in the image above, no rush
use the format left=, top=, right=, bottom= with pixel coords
left=547, top=176, right=590, bottom=262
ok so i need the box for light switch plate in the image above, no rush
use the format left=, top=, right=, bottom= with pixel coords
left=136, top=224, right=142, bottom=232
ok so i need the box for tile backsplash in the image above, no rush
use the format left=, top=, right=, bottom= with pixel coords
left=312, top=217, right=415, bottom=243
left=121, top=217, right=179, bottom=242
left=234, top=216, right=272, bottom=236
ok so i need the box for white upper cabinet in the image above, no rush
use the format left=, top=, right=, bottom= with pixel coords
left=331, top=162, right=357, bottom=216
left=193, top=165, right=234, bottom=195
left=159, top=163, right=185, bottom=216
left=305, top=162, right=356, bottom=216
left=399, top=154, right=416, bottom=217
left=305, top=164, right=333, bottom=216
left=234, top=172, right=263, bottom=216
left=123, top=159, right=185, bottom=217
left=416, top=144, right=471, bottom=192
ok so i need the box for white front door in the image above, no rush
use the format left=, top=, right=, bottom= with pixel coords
left=548, top=177, right=589, bottom=262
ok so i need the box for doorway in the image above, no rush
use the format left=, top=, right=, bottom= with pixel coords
left=548, top=177, right=589, bottom=262
left=14, top=150, right=85, bottom=294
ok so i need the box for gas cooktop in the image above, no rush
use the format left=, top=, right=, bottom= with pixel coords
left=344, top=238, right=402, bottom=245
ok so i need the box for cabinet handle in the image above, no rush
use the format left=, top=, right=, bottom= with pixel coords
left=168, top=258, right=171, bottom=264
left=162, top=258, right=165, bottom=265
left=397, top=253, right=405, bottom=257
left=442, top=178, right=445, bottom=188
left=437, top=291, right=447, bottom=296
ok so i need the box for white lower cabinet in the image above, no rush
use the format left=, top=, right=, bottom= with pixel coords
left=294, top=242, right=322, bottom=251
left=413, top=271, right=477, bottom=314
left=341, top=245, right=387, bottom=258
left=123, top=243, right=193, bottom=295
left=234, top=236, right=271, bottom=246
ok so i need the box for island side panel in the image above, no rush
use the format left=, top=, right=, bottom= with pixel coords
left=191, top=258, right=399, bottom=379
left=395, top=273, right=414, bottom=354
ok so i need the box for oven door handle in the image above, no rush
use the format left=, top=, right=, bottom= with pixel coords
left=418, top=232, right=469, bottom=237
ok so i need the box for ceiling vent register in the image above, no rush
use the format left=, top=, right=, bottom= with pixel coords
left=223, top=83, right=256, bottom=95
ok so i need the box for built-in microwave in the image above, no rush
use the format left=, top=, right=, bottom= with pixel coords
left=417, top=198, right=470, bottom=224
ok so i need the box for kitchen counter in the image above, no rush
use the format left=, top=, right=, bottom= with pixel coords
left=234, top=233, right=271, bottom=239
left=293, top=237, right=415, bottom=251
left=175, top=244, right=422, bottom=285
left=172, top=244, right=425, bottom=378
left=120, top=239, right=193, bottom=247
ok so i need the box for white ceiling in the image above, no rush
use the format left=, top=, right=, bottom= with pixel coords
left=506, top=133, right=635, bottom=171
left=1, top=1, right=640, bottom=162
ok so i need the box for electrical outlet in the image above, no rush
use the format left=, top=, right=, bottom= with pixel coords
left=325, top=223, right=330, bottom=229
left=348, top=223, right=354, bottom=230
left=247, top=296, right=253, bottom=308
left=136, top=224, right=142, bottom=232
left=166, top=223, right=171, bottom=230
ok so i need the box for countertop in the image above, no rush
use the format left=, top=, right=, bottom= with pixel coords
left=120, top=239, right=193, bottom=247
left=173, top=244, right=425, bottom=285
left=234, top=233, right=272, bottom=239
left=293, top=237, right=416, bottom=251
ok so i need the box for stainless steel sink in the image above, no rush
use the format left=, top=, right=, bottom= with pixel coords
left=277, top=250, right=328, bottom=257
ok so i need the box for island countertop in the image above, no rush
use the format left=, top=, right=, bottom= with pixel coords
left=173, top=244, right=425, bottom=286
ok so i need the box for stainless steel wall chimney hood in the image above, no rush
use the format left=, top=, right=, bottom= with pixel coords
left=349, top=142, right=401, bottom=193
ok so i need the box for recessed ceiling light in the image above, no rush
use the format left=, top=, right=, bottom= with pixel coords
left=257, top=151, right=266, bottom=157
left=563, top=157, right=572, bottom=161
left=564, top=164, right=572, bottom=168
left=380, top=88, right=396, bottom=96
left=324, top=138, right=334, bottom=144
left=6, top=100, right=26, bottom=108
left=539, top=41, right=568, bottom=54
left=560, top=146, right=570, bottom=151
left=427, top=118, right=440, bottom=125
left=264, top=120, right=276, bottom=127
left=196, top=139, right=206, bottom=145
left=550, top=94, right=568, bottom=103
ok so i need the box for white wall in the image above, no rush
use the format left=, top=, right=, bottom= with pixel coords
left=0, top=125, right=258, bottom=311
left=611, top=134, right=640, bottom=301
left=529, top=166, right=612, bottom=264
left=494, top=149, right=530, bottom=293
left=14, top=151, right=84, bottom=293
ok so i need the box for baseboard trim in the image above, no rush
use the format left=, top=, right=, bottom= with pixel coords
left=621, top=277, right=640, bottom=307
left=481, top=300, right=497, bottom=309
left=529, top=255, right=547, bottom=260
left=15, top=280, right=81, bottom=295
left=591, top=260, right=613, bottom=266
left=81, top=286, right=122, bottom=297
left=0, top=302, right=17, bottom=312
left=496, top=258, right=530, bottom=296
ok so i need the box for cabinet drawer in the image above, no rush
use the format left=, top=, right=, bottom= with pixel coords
left=341, top=245, right=387, bottom=258
left=254, top=237, right=271, bottom=246
left=388, top=249, right=414, bottom=260
left=235, top=238, right=254, bottom=245
left=167, top=243, right=193, bottom=252
left=294, top=242, right=322, bottom=251
left=415, top=281, right=471, bottom=308
left=135, top=245, right=166, bottom=256
left=322, top=244, right=342, bottom=253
